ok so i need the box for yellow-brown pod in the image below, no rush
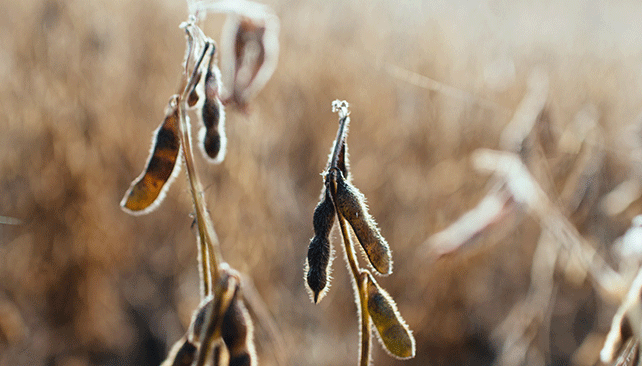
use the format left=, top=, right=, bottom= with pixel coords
left=121, top=95, right=182, bottom=215
left=365, top=272, right=415, bottom=359
left=331, top=169, right=392, bottom=274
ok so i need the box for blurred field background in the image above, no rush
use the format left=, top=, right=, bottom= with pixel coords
left=3, top=0, right=642, bottom=365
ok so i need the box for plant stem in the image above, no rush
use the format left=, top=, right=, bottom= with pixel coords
left=178, top=40, right=222, bottom=296
left=336, top=209, right=371, bottom=366
left=330, top=112, right=349, bottom=170
left=328, top=100, right=370, bottom=365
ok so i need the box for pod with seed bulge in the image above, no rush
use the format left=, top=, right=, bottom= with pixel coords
left=121, top=95, right=182, bottom=215
left=221, top=286, right=256, bottom=366
left=365, top=272, right=415, bottom=359
left=305, top=189, right=335, bottom=303
left=198, top=41, right=227, bottom=163
left=331, top=169, right=392, bottom=274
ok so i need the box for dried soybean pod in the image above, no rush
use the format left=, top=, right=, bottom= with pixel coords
left=198, top=40, right=227, bottom=163
left=193, top=272, right=237, bottom=366
left=161, top=337, right=197, bottom=366
left=305, top=189, right=335, bottom=303
left=121, top=95, right=182, bottom=215
left=189, top=295, right=215, bottom=344
left=221, top=285, right=257, bottom=366
left=211, top=342, right=227, bottom=366
left=365, top=272, right=415, bottom=359
left=187, top=72, right=202, bottom=108
left=331, top=168, right=392, bottom=274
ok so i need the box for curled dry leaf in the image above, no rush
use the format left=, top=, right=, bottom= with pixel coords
left=364, top=271, right=415, bottom=359
left=305, top=189, right=335, bottom=303
left=121, top=95, right=182, bottom=215
left=219, top=11, right=279, bottom=109
left=331, top=168, right=392, bottom=275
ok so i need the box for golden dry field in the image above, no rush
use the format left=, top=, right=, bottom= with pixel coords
left=3, top=0, right=642, bottom=365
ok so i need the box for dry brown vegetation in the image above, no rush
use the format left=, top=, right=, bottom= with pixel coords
left=4, top=0, right=642, bottom=365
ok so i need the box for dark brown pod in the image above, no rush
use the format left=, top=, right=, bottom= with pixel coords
left=221, top=286, right=256, bottom=366
left=189, top=296, right=214, bottom=344
left=187, top=72, right=202, bottom=108
left=365, top=272, right=415, bottom=359
left=198, top=42, right=227, bottom=164
left=331, top=169, right=392, bottom=275
left=211, top=342, right=226, bottom=366
left=161, top=337, right=197, bottom=366
left=305, top=189, right=335, bottom=303
left=121, top=95, right=182, bottom=215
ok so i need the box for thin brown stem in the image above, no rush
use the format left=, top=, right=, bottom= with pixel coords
left=335, top=196, right=371, bottom=366
left=328, top=100, right=370, bottom=365
left=178, top=40, right=223, bottom=296
left=330, top=103, right=349, bottom=170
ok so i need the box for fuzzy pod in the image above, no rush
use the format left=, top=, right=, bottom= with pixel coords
left=331, top=169, right=392, bottom=275
left=221, top=286, right=256, bottom=366
left=305, top=189, right=336, bottom=303
left=198, top=44, right=227, bottom=164
left=189, top=295, right=215, bottom=344
left=121, top=95, right=182, bottom=215
left=187, top=72, right=202, bottom=108
left=161, top=337, right=197, bottom=366
left=365, top=272, right=415, bottom=359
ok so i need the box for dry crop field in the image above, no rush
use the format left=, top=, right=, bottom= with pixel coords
left=3, top=0, right=642, bottom=365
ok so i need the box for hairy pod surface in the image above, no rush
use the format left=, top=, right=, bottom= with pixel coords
left=197, top=40, right=227, bottom=164
left=221, top=286, right=256, bottom=366
left=121, top=95, right=182, bottom=214
left=365, top=272, right=415, bottom=359
left=331, top=169, right=392, bottom=274
left=305, top=189, right=335, bottom=303
left=189, top=295, right=215, bottom=344
left=161, top=337, right=197, bottom=366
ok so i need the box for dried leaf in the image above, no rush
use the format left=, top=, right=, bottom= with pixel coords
left=220, top=12, right=279, bottom=109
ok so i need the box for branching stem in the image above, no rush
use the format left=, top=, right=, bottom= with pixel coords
left=333, top=183, right=371, bottom=366
left=178, top=40, right=223, bottom=296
